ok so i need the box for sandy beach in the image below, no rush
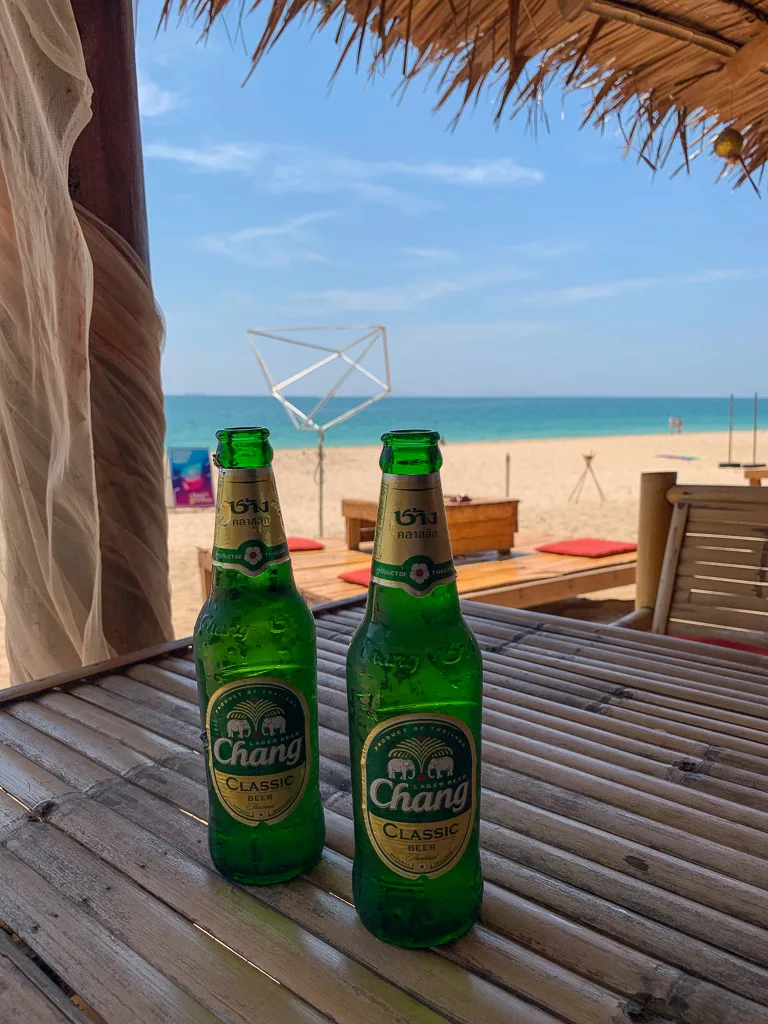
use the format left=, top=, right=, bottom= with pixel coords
left=0, top=429, right=761, bottom=687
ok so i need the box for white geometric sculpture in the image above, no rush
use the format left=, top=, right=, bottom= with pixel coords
left=247, top=325, right=390, bottom=535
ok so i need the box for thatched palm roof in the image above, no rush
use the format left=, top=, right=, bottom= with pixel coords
left=164, top=1, right=768, bottom=188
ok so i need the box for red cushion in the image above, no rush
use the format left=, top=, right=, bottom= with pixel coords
left=536, top=538, right=637, bottom=558
left=672, top=635, right=767, bottom=656
left=338, top=567, right=371, bottom=587
left=287, top=537, right=325, bottom=552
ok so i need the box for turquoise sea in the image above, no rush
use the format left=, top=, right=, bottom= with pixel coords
left=165, top=395, right=765, bottom=451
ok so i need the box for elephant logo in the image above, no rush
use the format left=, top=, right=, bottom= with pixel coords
left=262, top=715, right=286, bottom=737
left=387, top=757, right=416, bottom=780
left=227, top=719, right=251, bottom=739
left=387, top=735, right=454, bottom=781
left=227, top=697, right=285, bottom=738
left=427, top=756, right=454, bottom=779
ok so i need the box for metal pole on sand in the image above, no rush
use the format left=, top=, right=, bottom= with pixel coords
left=719, top=394, right=741, bottom=468
left=743, top=393, right=766, bottom=469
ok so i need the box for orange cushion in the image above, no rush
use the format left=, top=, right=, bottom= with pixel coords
left=672, top=635, right=767, bottom=656
left=287, top=537, right=325, bottom=552
left=536, top=538, right=637, bottom=558
left=339, top=567, right=371, bottom=587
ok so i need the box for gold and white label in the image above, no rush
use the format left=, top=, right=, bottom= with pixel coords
left=371, top=473, right=456, bottom=596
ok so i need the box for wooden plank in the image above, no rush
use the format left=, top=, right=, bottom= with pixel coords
left=99, top=674, right=201, bottom=725
left=464, top=563, right=636, bottom=607
left=464, top=602, right=768, bottom=671
left=688, top=508, right=768, bottom=530
left=0, top=711, right=113, bottom=794
left=482, top=764, right=768, bottom=922
left=679, top=546, right=768, bottom=569
left=0, top=847, right=221, bottom=1024
left=0, top=955, right=81, bottom=1024
left=35, top=691, right=188, bottom=762
left=668, top=602, right=768, bottom=635
left=653, top=503, right=690, bottom=633
left=0, top=741, right=74, bottom=811
left=0, top=637, right=193, bottom=706
left=70, top=682, right=202, bottom=750
left=0, top=929, right=92, bottom=1024
left=7, top=821, right=330, bottom=1024
left=155, top=656, right=197, bottom=680
left=7, top=700, right=153, bottom=777
left=316, top=702, right=768, bottom=861
left=676, top=574, right=768, bottom=599
left=125, top=663, right=198, bottom=703
left=474, top=802, right=768, bottom=967
left=673, top=588, right=768, bottom=615
left=669, top=485, right=768, bottom=506
left=670, top=621, right=768, bottom=650
left=0, top=787, right=32, bottom=842
left=320, top=806, right=768, bottom=1018
left=677, top=558, right=768, bottom=584
left=93, top=781, right=626, bottom=1024
left=47, top=796, right=458, bottom=1024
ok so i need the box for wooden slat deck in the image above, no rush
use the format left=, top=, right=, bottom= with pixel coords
left=0, top=600, right=767, bottom=1024
left=199, top=537, right=637, bottom=607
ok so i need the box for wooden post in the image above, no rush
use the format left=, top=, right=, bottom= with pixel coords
left=635, top=472, right=676, bottom=613
left=69, top=0, right=149, bottom=265
left=68, top=0, right=172, bottom=654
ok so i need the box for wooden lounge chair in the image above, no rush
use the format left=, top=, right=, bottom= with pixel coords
left=620, top=474, right=768, bottom=650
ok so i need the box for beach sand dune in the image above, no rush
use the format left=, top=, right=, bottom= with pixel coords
left=0, top=430, right=760, bottom=687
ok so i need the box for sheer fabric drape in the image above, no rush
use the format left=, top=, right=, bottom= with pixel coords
left=0, top=0, right=171, bottom=684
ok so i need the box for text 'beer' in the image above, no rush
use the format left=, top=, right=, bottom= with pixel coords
left=194, top=427, right=325, bottom=884
left=347, top=429, right=483, bottom=946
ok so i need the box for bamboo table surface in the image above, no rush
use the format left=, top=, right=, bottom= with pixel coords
left=1, top=599, right=767, bottom=1024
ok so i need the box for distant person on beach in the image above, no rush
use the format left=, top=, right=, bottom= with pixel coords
left=669, top=416, right=675, bottom=433
left=677, top=418, right=683, bottom=433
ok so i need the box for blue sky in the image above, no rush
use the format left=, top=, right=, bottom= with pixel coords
left=138, top=1, right=765, bottom=398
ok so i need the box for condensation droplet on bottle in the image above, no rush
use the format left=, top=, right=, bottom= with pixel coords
left=269, top=617, right=287, bottom=634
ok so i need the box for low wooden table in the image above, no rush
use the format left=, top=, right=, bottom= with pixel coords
left=0, top=600, right=766, bottom=1024
left=342, top=496, right=518, bottom=555
left=198, top=538, right=637, bottom=608
left=745, top=467, right=768, bottom=486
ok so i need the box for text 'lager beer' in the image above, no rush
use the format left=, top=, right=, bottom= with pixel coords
left=346, top=429, right=483, bottom=946
left=194, top=427, right=325, bottom=884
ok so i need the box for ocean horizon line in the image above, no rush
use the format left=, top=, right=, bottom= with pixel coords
left=164, top=395, right=765, bottom=451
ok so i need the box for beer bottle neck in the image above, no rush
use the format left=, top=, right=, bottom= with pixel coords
left=367, top=465, right=460, bottom=621
left=211, top=465, right=294, bottom=591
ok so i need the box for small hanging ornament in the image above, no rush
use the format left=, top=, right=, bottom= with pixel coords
left=713, top=127, right=744, bottom=164
left=713, top=126, right=760, bottom=197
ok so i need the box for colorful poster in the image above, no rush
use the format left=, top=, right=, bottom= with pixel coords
left=169, top=448, right=215, bottom=508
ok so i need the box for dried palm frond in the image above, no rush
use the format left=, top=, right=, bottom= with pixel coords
left=162, top=0, right=768, bottom=189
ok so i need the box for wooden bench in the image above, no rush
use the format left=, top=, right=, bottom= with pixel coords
left=745, top=467, right=768, bottom=486
left=342, top=496, right=518, bottom=555
left=621, top=474, right=768, bottom=649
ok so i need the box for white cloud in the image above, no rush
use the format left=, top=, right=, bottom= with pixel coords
left=144, top=141, right=543, bottom=211
left=201, top=211, right=337, bottom=269
left=525, top=267, right=768, bottom=305
left=138, top=72, right=182, bottom=118
left=296, top=265, right=532, bottom=313
left=145, top=142, right=266, bottom=170
left=389, top=159, right=543, bottom=186
left=405, top=248, right=459, bottom=263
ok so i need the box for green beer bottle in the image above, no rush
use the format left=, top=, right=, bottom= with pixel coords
left=346, top=429, right=483, bottom=947
left=194, top=427, right=325, bottom=884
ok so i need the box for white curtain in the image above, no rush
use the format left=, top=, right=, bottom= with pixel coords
left=0, top=0, right=172, bottom=683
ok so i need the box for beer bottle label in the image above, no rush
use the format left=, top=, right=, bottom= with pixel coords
left=371, top=473, right=457, bottom=597
left=361, top=713, right=477, bottom=878
left=212, top=468, right=290, bottom=577
left=206, top=678, right=310, bottom=825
